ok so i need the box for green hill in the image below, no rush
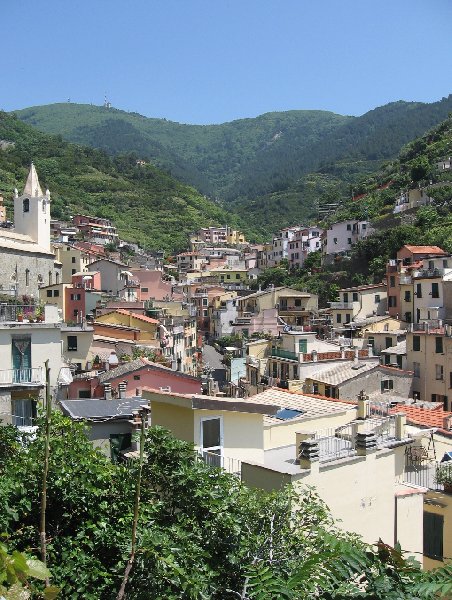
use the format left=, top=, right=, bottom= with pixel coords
left=0, top=111, right=234, bottom=253
left=14, top=96, right=452, bottom=238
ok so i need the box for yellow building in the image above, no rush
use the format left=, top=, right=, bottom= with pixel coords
left=61, top=324, right=94, bottom=372
left=143, top=387, right=424, bottom=555
left=209, top=266, right=249, bottom=284
left=95, top=309, right=159, bottom=343
left=406, top=326, right=452, bottom=409
left=53, top=243, right=91, bottom=282
left=226, top=229, right=246, bottom=245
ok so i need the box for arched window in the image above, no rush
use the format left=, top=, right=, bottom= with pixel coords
left=25, top=269, right=30, bottom=287
left=55, top=272, right=60, bottom=285
left=48, top=271, right=52, bottom=286
left=23, top=198, right=30, bottom=213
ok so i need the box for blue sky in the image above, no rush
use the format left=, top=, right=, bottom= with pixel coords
left=2, top=0, right=451, bottom=124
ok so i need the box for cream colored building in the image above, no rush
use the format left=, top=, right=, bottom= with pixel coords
left=143, top=387, right=424, bottom=556
left=0, top=165, right=62, bottom=298
left=0, top=305, right=66, bottom=427
left=53, top=243, right=91, bottom=282
left=330, top=283, right=387, bottom=334
left=406, top=326, right=452, bottom=409
left=61, top=324, right=94, bottom=373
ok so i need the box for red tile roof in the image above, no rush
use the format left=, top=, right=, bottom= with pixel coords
left=403, top=245, right=446, bottom=255
left=390, top=404, right=452, bottom=431
left=115, top=309, right=159, bottom=324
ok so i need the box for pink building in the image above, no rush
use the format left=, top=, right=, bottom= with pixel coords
left=130, top=269, right=173, bottom=301
left=288, top=227, right=323, bottom=268
left=69, top=357, right=201, bottom=399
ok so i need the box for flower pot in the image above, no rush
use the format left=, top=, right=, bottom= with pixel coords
left=17, top=314, right=23, bottom=322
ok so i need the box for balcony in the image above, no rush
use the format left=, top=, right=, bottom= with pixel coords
left=0, top=304, right=43, bottom=323
left=0, top=368, right=44, bottom=386
left=399, top=276, right=412, bottom=285
left=413, top=268, right=443, bottom=279
left=271, top=347, right=298, bottom=361
left=329, top=301, right=354, bottom=310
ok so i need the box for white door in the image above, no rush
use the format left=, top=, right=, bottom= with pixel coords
left=200, top=416, right=223, bottom=467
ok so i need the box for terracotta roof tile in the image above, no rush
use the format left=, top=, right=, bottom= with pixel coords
left=115, top=309, right=159, bottom=324
left=390, top=404, right=452, bottom=430
left=403, top=245, right=446, bottom=255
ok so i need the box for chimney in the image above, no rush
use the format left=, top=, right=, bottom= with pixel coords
left=118, top=380, right=128, bottom=399
left=443, top=415, right=452, bottom=431
left=104, top=382, right=112, bottom=401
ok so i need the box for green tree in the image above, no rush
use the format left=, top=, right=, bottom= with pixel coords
left=1, top=417, right=451, bottom=599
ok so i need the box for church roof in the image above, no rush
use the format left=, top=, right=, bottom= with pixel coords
left=23, top=163, right=43, bottom=197
left=0, top=229, right=54, bottom=256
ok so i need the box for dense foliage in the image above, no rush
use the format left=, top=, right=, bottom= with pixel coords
left=14, top=96, right=452, bottom=238
left=0, top=111, right=234, bottom=252
left=1, top=414, right=452, bottom=598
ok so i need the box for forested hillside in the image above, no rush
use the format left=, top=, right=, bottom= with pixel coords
left=251, top=114, right=452, bottom=305
left=15, top=95, right=452, bottom=238
left=0, top=112, right=235, bottom=252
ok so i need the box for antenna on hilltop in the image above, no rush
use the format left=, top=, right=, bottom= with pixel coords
left=104, top=93, right=111, bottom=109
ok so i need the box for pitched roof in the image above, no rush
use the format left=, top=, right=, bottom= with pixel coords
left=98, top=357, right=199, bottom=384
left=381, top=340, right=407, bottom=355
left=403, top=245, right=446, bottom=255
left=249, top=388, right=355, bottom=422
left=308, top=361, right=378, bottom=386
left=23, top=163, right=43, bottom=197
left=391, top=404, right=452, bottom=432
left=60, top=397, right=147, bottom=420
left=115, top=309, right=159, bottom=324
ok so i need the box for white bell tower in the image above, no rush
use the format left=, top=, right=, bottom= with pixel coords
left=14, top=163, right=51, bottom=252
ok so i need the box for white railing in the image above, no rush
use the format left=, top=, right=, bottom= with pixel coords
left=314, top=424, right=356, bottom=463
left=0, top=368, right=44, bottom=385
left=329, top=301, right=355, bottom=310
left=363, top=415, right=396, bottom=445
left=198, top=450, right=242, bottom=479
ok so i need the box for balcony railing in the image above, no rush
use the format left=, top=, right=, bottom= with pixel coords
left=401, top=462, right=451, bottom=491
left=312, top=416, right=398, bottom=463
left=413, top=268, right=443, bottom=279
left=0, top=368, right=44, bottom=385
left=0, top=304, right=40, bottom=322
left=399, top=276, right=412, bottom=285
left=271, top=348, right=298, bottom=361
left=198, top=450, right=241, bottom=479
left=329, top=301, right=355, bottom=310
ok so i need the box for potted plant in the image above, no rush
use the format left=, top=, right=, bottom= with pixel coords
left=435, top=464, right=452, bottom=493
left=17, top=310, right=23, bottom=322
left=35, top=306, right=44, bottom=322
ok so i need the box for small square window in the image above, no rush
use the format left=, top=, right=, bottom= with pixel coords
left=47, top=290, right=52, bottom=297
left=67, top=335, right=78, bottom=351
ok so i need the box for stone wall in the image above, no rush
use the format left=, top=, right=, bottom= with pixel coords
left=0, top=248, right=61, bottom=298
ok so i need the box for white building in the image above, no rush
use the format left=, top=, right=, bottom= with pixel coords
left=0, top=164, right=61, bottom=298
left=321, top=220, right=372, bottom=265
left=288, top=227, right=323, bottom=268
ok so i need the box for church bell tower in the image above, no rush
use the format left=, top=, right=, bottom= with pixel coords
left=14, top=163, right=51, bottom=252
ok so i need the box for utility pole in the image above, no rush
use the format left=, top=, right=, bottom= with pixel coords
left=116, top=406, right=148, bottom=600
left=40, top=360, right=51, bottom=587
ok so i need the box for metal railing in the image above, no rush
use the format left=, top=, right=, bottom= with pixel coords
left=329, top=301, right=355, bottom=309
left=400, top=462, right=452, bottom=492
left=314, top=424, right=356, bottom=463
left=271, top=348, right=298, bottom=361
left=363, top=415, right=396, bottom=445
left=0, top=368, right=44, bottom=385
left=0, top=304, right=39, bottom=322
left=198, top=450, right=242, bottom=479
